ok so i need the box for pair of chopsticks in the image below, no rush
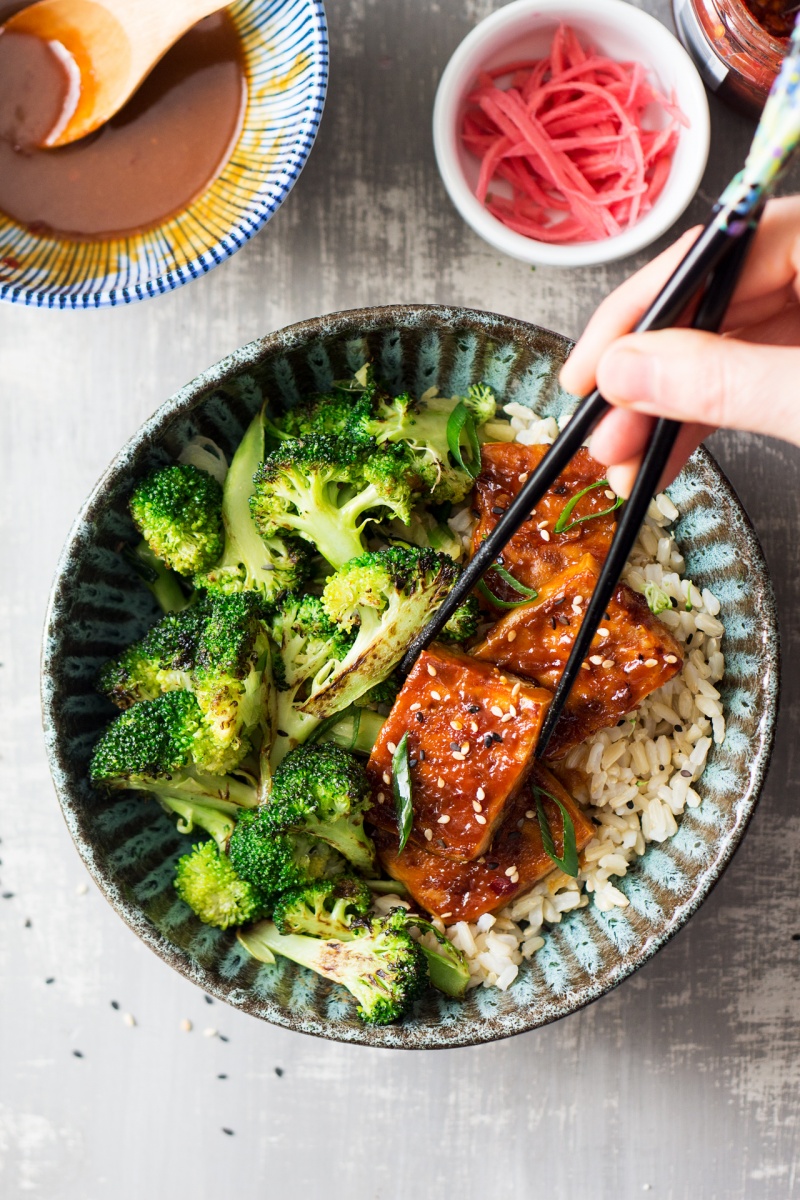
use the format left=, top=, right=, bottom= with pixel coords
left=399, top=18, right=800, bottom=756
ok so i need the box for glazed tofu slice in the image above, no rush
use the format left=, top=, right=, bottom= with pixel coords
left=370, top=763, right=595, bottom=922
left=365, top=643, right=552, bottom=862
left=472, top=443, right=618, bottom=605
left=473, top=554, right=683, bottom=758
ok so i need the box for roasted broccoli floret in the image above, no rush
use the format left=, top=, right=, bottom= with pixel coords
left=265, top=743, right=376, bottom=875
left=250, top=433, right=418, bottom=570
left=440, top=594, right=480, bottom=644
left=238, top=912, right=428, bottom=1024
left=228, top=806, right=345, bottom=907
left=301, top=545, right=459, bottom=717
left=353, top=672, right=400, bottom=709
left=90, top=690, right=257, bottom=844
left=130, top=464, right=225, bottom=577
left=97, top=591, right=271, bottom=775
left=194, top=408, right=312, bottom=605
left=269, top=388, right=375, bottom=442
left=272, top=876, right=372, bottom=937
left=355, top=375, right=497, bottom=504
left=174, top=840, right=267, bottom=929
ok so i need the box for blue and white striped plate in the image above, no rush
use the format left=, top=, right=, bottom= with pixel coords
left=0, top=0, right=328, bottom=309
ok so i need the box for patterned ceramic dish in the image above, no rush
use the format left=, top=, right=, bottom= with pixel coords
left=41, top=305, right=779, bottom=1049
left=0, top=0, right=328, bottom=309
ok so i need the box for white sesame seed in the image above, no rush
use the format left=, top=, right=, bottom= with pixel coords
left=518, top=472, right=529, bottom=483
left=475, top=814, right=487, bottom=825
left=504, top=866, right=516, bottom=877
left=180, top=1019, right=193, bottom=1032
left=581, top=661, right=590, bottom=670
left=540, top=530, right=551, bottom=542
left=431, top=690, right=441, bottom=701
left=460, top=742, right=470, bottom=754
left=589, top=655, right=603, bottom=666
left=377, top=792, right=385, bottom=803
left=509, top=704, right=517, bottom=717
left=387, top=741, right=397, bottom=755
left=382, top=772, right=391, bottom=785
left=525, top=810, right=535, bottom=819
left=597, top=627, right=610, bottom=637
left=452, top=751, right=465, bottom=761
left=437, top=815, right=451, bottom=824
left=123, top=1012, right=136, bottom=1028
left=203, top=1028, right=218, bottom=1039
left=477, top=787, right=485, bottom=800
left=440, top=912, right=452, bottom=919
left=510, top=873, right=520, bottom=884
left=427, top=664, right=437, bottom=677
left=410, top=702, right=421, bottom=712
left=536, top=520, right=548, bottom=529
left=470, top=721, right=478, bottom=733
left=76, top=882, right=88, bottom=895
left=473, top=800, right=483, bottom=812
left=574, top=595, right=584, bottom=605
left=450, top=719, right=463, bottom=731
left=644, top=658, right=658, bottom=668
left=665, top=654, right=678, bottom=664
left=437, top=777, right=445, bottom=788
left=490, top=705, right=503, bottom=717
left=602, top=658, right=615, bottom=669
left=511, top=682, right=521, bottom=698
left=604, top=489, right=615, bottom=500
left=501, top=713, right=513, bottom=722
left=424, top=828, right=433, bottom=841
left=507, top=630, right=517, bottom=642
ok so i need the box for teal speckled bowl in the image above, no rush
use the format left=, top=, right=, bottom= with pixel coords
left=41, top=305, right=780, bottom=1048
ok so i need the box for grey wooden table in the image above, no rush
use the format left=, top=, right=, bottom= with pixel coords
left=2, top=2, right=799, bottom=1196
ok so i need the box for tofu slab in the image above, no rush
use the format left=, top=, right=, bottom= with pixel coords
left=370, top=763, right=595, bottom=922
left=365, top=643, right=552, bottom=862
left=473, top=554, right=683, bottom=758
left=472, top=443, right=618, bottom=605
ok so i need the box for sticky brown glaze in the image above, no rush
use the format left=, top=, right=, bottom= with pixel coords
left=471, top=443, right=618, bottom=606
left=0, top=10, right=245, bottom=239
left=370, top=763, right=596, bottom=922
left=473, top=553, right=684, bottom=758
left=0, top=29, right=72, bottom=149
left=365, top=643, right=552, bottom=862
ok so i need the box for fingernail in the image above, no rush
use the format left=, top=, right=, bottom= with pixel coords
left=598, top=346, right=658, bottom=406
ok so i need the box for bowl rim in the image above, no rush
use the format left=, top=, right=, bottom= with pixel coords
left=0, top=0, right=329, bottom=310
left=432, top=0, right=711, bottom=267
left=41, top=303, right=780, bottom=1048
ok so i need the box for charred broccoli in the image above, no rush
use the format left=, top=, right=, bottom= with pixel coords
left=265, top=743, right=376, bottom=875
left=174, top=840, right=267, bottom=929
left=228, top=806, right=345, bottom=907
left=272, top=876, right=372, bottom=937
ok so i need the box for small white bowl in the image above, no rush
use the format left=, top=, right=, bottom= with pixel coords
left=433, top=0, right=711, bottom=267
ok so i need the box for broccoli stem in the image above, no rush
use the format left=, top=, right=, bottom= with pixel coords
left=216, top=408, right=277, bottom=584
left=158, top=795, right=236, bottom=851
left=320, top=709, right=384, bottom=756
left=236, top=924, right=276, bottom=964
left=124, top=769, right=258, bottom=810
left=304, top=817, right=377, bottom=878
left=124, top=541, right=188, bottom=613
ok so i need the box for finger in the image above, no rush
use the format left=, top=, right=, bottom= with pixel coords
left=594, top=328, right=800, bottom=445
left=590, top=413, right=710, bottom=497
left=559, top=226, right=702, bottom=396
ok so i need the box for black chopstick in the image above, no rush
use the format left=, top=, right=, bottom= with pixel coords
left=398, top=211, right=757, bottom=679
left=534, top=224, right=758, bottom=757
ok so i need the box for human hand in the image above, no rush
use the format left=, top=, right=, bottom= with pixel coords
left=559, top=196, right=800, bottom=496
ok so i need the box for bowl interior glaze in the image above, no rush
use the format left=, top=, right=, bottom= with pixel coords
left=41, top=305, right=779, bottom=1048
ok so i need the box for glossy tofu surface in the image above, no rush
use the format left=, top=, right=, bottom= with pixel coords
left=472, top=443, right=618, bottom=605
left=474, top=554, right=683, bottom=758
left=366, top=644, right=552, bottom=862
left=370, top=763, right=595, bottom=922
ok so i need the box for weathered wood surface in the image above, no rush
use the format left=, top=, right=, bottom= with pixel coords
left=2, top=2, right=799, bottom=1195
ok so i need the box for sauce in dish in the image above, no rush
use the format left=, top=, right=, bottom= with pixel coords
left=0, top=4, right=246, bottom=239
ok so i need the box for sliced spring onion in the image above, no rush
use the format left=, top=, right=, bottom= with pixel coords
left=392, top=732, right=414, bottom=853
left=553, top=479, right=623, bottom=534
left=446, top=401, right=481, bottom=478
left=477, top=564, right=538, bottom=609
left=644, top=580, right=672, bottom=616
left=534, top=787, right=578, bottom=878
left=308, top=705, right=362, bottom=751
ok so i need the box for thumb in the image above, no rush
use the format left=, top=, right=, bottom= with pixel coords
left=595, top=329, right=800, bottom=446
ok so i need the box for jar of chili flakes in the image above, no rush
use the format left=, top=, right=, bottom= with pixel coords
left=672, top=0, right=792, bottom=116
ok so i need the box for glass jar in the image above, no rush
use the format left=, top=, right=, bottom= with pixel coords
left=672, top=0, right=789, bottom=116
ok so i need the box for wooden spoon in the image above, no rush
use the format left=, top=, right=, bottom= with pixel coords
left=2, top=0, right=226, bottom=147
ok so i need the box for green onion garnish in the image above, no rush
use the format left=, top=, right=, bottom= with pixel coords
left=446, top=401, right=481, bottom=478
left=553, top=480, right=623, bottom=534
left=392, top=732, right=414, bottom=853
left=534, top=786, right=578, bottom=877
left=308, top=704, right=361, bottom=749
left=477, top=564, right=538, bottom=609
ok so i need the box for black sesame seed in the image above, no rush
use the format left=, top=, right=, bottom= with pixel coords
left=483, top=734, right=494, bottom=748
left=72, top=1050, right=84, bottom=1059
left=418, top=749, right=425, bottom=761
left=415, top=712, right=425, bottom=723
left=408, top=759, right=418, bottom=769
left=486, top=861, right=500, bottom=870
left=492, top=732, right=504, bottom=743
left=686, top=633, right=693, bottom=644
left=276, top=729, right=289, bottom=737
left=680, top=769, right=692, bottom=778
left=2, top=892, right=14, bottom=899
left=450, top=741, right=460, bottom=752
left=491, top=505, right=506, bottom=515
left=792, top=934, right=800, bottom=942
left=467, top=704, right=481, bottom=713
left=219, top=1035, right=230, bottom=1043
left=24, top=918, right=31, bottom=928
left=551, top=618, right=558, bottom=629
left=110, top=1000, right=119, bottom=1010
left=204, top=995, right=214, bottom=1005
left=217, top=1074, right=228, bottom=1080
left=275, top=1067, right=284, bottom=1077
left=222, top=1128, right=234, bottom=1136
left=674, top=725, right=683, bottom=733
left=45, top=977, right=55, bottom=985
left=617, top=720, right=626, bottom=727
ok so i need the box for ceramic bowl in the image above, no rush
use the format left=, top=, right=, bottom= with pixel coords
left=41, top=305, right=779, bottom=1048
left=433, top=0, right=711, bottom=267
left=0, top=0, right=328, bottom=309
